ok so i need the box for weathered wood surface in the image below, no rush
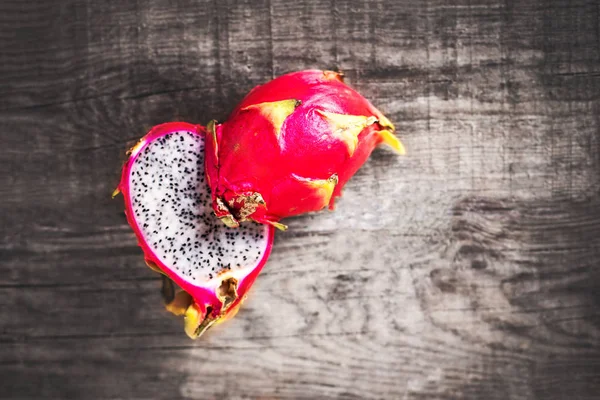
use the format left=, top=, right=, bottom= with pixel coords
left=1, top=0, right=600, bottom=399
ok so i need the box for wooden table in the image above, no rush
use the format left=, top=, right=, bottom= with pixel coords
left=2, top=0, right=599, bottom=399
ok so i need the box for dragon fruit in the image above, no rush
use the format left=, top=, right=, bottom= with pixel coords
left=205, top=70, right=405, bottom=230
left=114, top=122, right=274, bottom=338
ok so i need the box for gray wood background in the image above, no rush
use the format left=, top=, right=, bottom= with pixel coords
left=2, top=0, right=600, bottom=399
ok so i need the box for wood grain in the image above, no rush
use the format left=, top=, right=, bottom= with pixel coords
left=1, top=0, right=600, bottom=399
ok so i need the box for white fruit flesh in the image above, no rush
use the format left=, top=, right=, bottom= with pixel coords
left=128, top=130, right=270, bottom=286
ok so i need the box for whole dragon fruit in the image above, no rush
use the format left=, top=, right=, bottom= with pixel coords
left=205, top=70, right=404, bottom=230
left=114, top=122, right=274, bottom=338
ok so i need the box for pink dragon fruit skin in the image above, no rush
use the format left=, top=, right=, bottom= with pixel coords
left=205, top=70, right=405, bottom=230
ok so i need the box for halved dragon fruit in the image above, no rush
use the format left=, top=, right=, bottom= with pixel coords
left=114, top=122, right=274, bottom=338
